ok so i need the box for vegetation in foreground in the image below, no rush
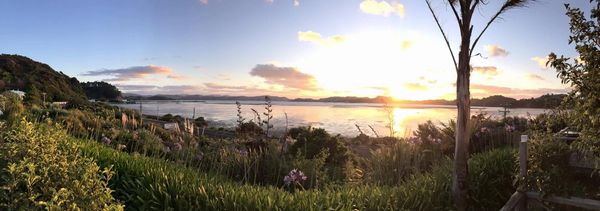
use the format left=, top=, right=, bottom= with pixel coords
left=4, top=83, right=599, bottom=211
left=0, top=117, right=520, bottom=210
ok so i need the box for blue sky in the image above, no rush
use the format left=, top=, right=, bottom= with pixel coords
left=0, top=0, right=591, bottom=99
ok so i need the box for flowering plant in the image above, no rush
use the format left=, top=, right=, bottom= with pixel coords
left=284, top=169, right=307, bottom=185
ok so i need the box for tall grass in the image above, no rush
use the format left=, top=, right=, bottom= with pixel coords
left=75, top=133, right=518, bottom=210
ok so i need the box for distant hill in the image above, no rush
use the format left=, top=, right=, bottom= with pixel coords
left=0, top=54, right=86, bottom=104
left=81, top=81, right=122, bottom=101
left=125, top=93, right=567, bottom=109
left=126, top=94, right=290, bottom=102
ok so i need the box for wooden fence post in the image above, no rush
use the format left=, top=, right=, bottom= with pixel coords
left=519, top=135, right=528, bottom=210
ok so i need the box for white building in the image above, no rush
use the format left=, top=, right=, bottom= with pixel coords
left=8, top=90, right=25, bottom=99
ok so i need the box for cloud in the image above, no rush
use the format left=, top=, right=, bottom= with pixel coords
left=418, top=76, right=437, bottom=84
left=203, top=82, right=306, bottom=97
left=403, top=83, right=428, bottom=91
left=82, top=65, right=182, bottom=82
left=531, top=56, right=550, bottom=68
left=359, top=0, right=405, bottom=17
left=527, top=73, right=544, bottom=81
left=117, top=84, right=202, bottom=95
left=204, top=82, right=247, bottom=90
left=298, top=31, right=345, bottom=46
left=199, top=0, right=208, bottom=5
left=250, top=64, right=319, bottom=90
left=293, top=0, right=299, bottom=6
left=401, top=40, right=412, bottom=49
left=472, top=66, right=499, bottom=76
left=485, top=45, right=509, bottom=57
left=469, top=84, right=567, bottom=99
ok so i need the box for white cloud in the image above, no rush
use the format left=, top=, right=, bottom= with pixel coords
left=527, top=73, right=544, bottom=81
left=298, top=31, right=345, bottom=46
left=484, top=45, right=509, bottom=57
left=531, top=56, right=550, bottom=69
left=250, top=64, right=319, bottom=90
left=82, top=65, right=183, bottom=82
left=359, top=0, right=405, bottom=17
left=472, top=66, right=499, bottom=77
left=199, top=0, right=208, bottom=5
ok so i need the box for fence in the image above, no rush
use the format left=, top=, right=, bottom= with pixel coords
left=500, top=135, right=600, bottom=211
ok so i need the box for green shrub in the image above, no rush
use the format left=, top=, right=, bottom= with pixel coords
left=134, top=129, right=164, bottom=156
left=288, top=127, right=355, bottom=183
left=0, top=91, right=25, bottom=122
left=524, top=135, right=599, bottom=199
left=0, top=119, right=122, bottom=210
left=467, top=148, right=517, bottom=209
left=287, top=150, right=329, bottom=189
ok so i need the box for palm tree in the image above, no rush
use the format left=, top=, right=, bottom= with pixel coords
left=425, top=0, right=534, bottom=210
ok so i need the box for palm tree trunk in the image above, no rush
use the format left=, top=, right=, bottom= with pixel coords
left=453, top=13, right=472, bottom=211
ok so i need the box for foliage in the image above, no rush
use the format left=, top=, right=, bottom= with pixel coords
left=467, top=148, right=518, bottom=208
left=0, top=119, right=122, bottom=210
left=77, top=133, right=456, bottom=210
left=236, top=121, right=264, bottom=138
left=524, top=135, right=600, bottom=200
left=527, top=110, right=570, bottom=134
left=0, top=54, right=87, bottom=103
left=411, top=114, right=526, bottom=156
left=0, top=91, right=25, bottom=122
left=548, top=1, right=600, bottom=156
left=81, top=81, right=122, bottom=101
left=288, top=127, right=355, bottom=182
left=0, top=113, right=519, bottom=210
left=262, top=96, right=274, bottom=138
left=364, top=141, right=427, bottom=186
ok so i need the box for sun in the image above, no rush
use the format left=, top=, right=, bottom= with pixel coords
left=294, top=29, right=455, bottom=100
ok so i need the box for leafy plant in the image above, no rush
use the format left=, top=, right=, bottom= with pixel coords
left=0, top=119, right=123, bottom=210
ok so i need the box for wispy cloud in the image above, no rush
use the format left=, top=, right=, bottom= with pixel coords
left=117, top=84, right=201, bottom=95
left=298, top=31, right=345, bottom=46
left=531, top=56, right=550, bottom=69
left=484, top=45, right=509, bottom=57
left=527, top=73, right=544, bottom=81
left=472, top=66, right=499, bottom=77
left=418, top=76, right=437, bottom=84
left=359, top=0, right=405, bottom=17
left=250, top=64, right=319, bottom=90
left=403, top=83, right=428, bottom=91
left=401, top=40, right=412, bottom=49
left=82, top=65, right=182, bottom=82
left=199, top=0, right=208, bottom=5
left=203, top=82, right=247, bottom=90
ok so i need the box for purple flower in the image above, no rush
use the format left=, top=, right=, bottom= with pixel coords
left=505, top=125, right=515, bottom=132
left=101, top=136, right=111, bottom=145
left=480, top=127, right=490, bottom=133
left=284, top=169, right=308, bottom=185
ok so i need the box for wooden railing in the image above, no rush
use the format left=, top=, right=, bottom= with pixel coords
left=500, top=135, right=600, bottom=211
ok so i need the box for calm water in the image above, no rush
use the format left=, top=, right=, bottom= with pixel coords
left=114, top=101, right=547, bottom=137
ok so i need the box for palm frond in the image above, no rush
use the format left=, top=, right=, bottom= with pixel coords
left=501, top=0, right=535, bottom=12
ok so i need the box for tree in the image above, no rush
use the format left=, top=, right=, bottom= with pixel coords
left=548, top=1, right=600, bottom=153
left=425, top=0, right=533, bottom=209
left=81, top=81, right=122, bottom=101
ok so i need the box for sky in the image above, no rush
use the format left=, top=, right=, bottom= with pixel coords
left=0, top=0, right=592, bottom=100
